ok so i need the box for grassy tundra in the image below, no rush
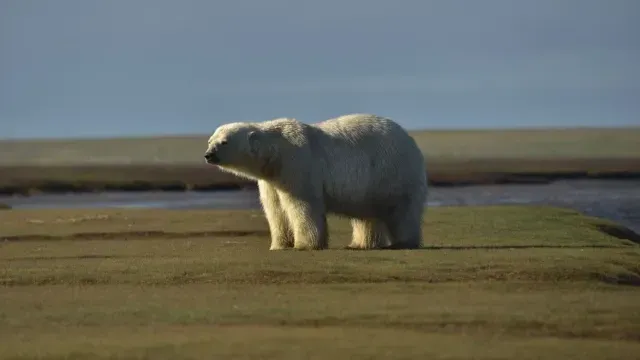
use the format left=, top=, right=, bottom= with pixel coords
left=0, top=127, right=639, bottom=194
left=1, top=206, right=640, bottom=359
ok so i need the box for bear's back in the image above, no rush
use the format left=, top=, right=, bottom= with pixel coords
left=311, top=113, right=419, bottom=160
left=314, top=113, right=405, bottom=140
left=308, top=114, right=426, bottom=217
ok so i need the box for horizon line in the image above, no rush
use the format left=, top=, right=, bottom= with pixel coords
left=1, top=124, right=639, bottom=142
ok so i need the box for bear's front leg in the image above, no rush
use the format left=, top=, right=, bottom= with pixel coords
left=279, top=192, right=328, bottom=250
left=258, top=181, right=294, bottom=250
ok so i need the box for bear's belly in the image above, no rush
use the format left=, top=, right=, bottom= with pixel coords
left=323, top=194, right=394, bottom=219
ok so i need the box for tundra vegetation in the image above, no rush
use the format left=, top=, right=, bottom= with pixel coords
left=1, top=206, right=639, bottom=359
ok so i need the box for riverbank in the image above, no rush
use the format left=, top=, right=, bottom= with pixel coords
left=2, top=127, right=638, bottom=195
left=4, top=179, right=640, bottom=236
left=1, top=206, right=639, bottom=359
left=1, top=157, right=639, bottom=195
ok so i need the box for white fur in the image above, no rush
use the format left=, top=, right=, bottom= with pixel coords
left=205, top=113, right=428, bottom=250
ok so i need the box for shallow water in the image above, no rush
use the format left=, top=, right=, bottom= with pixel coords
left=1, top=179, right=639, bottom=233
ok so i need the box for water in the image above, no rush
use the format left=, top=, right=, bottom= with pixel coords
left=1, top=179, right=639, bottom=233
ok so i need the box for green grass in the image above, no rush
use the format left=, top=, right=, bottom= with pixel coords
left=1, top=206, right=640, bottom=359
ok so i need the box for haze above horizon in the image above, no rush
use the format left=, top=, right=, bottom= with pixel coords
left=1, top=0, right=639, bottom=140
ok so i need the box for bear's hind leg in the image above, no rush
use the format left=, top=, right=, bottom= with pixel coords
left=279, top=193, right=329, bottom=250
left=258, top=181, right=294, bottom=250
left=384, top=198, right=424, bottom=250
left=347, top=219, right=389, bottom=250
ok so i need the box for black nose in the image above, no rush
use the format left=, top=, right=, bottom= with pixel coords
left=204, top=151, right=220, bottom=164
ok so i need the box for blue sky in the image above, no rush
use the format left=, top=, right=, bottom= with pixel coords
left=1, top=0, right=638, bottom=139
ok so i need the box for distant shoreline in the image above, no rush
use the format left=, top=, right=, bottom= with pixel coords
left=2, top=127, right=638, bottom=196
left=1, top=158, right=639, bottom=196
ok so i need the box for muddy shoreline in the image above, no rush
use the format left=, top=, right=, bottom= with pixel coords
left=2, top=171, right=639, bottom=196
left=3, top=179, right=640, bottom=235
left=1, top=158, right=639, bottom=196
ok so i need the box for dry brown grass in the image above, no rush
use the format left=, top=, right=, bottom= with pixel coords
left=2, top=127, right=639, bottom=164
left=1, top=206, right=640, bottom=359
left=0, top=127, right=639, bottom=194
left=1, top=157, right=639, bottom=195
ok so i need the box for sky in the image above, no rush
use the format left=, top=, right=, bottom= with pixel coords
left=1, top=0, right=639, bottom=139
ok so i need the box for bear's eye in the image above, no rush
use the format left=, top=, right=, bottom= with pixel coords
left=220, top=140, right=228, bottom=145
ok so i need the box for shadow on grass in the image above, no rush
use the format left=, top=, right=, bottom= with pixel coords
left=421, top=244, right=635, bottom=250
left=4, top=232, right=637, bottom=251
left=601, top=274, right=640, bottom=287
left=339, top=244, right=636, bottom=251
left=3, top=254, right=176, bottom=262
left=1, top=230, right=271, bottom=242
left=596, top=224, right=640, bottom=245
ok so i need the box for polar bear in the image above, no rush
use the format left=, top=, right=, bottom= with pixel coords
left=204, top=113, right=428, bottom=250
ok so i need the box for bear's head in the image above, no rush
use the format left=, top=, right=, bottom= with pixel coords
left=204, top=123, right=281, bottom=180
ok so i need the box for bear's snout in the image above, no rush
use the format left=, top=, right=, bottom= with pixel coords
left=204, top=150, right=220, bottom=164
